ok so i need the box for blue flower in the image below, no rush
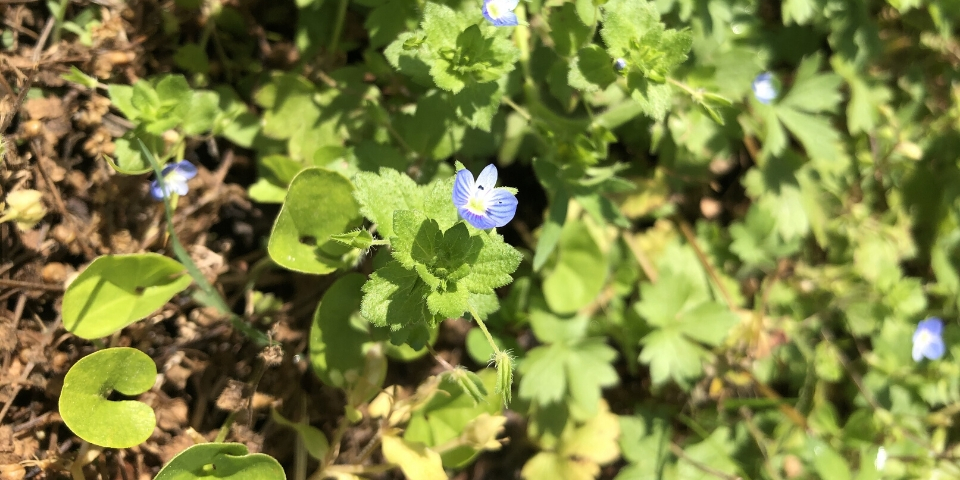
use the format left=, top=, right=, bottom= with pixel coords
left=912, top=318, right=945, bottom=362
left=482, top=0, right=520, bottom=27
left=150, top=160, right=197, bottom=200
left=752, top=72, right=778, bottom=105
left=614, top=58, right=627, bottom=72
left=452, top=164, right=518, bottom=230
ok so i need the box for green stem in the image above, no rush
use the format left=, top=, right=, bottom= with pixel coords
left=214, top=412, right=236, bottom=443
left=51, top=0, right=69, bottom=44
left=140, top=140, right=270, bottom=346
left=468, top=304, right=501, bottom=358
left=327, top=0, right=349, bottom=66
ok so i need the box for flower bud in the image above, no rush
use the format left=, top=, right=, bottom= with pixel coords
left=493, top=350, right=515, bottom=407
left=1, top=189, right=47, bottom=229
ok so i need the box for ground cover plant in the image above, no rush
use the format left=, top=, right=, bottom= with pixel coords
left=2, top=0, right=960, bottom=478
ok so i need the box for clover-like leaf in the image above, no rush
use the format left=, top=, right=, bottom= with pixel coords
left=62, top=253, right=192, bottom=339
left=154, top=443, right=285, bottom=480
left=59, top=347, right=157, bottom=448
left=267, top=168, right=362, bottom=274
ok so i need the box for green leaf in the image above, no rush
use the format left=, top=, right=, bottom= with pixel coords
left=360, top=260, right=434, bottom=331
left=182, top=90, right=220, bottom=135
left=458, top=230, right=523, bottom=294
left=310, top=273, right=374, bottom=388
left=173, top=42, right=210, bottom=74
left=62, top=66, right=99, bottom=88
left=353, top=168, right=458, bottom=240
left=404, top=369, right=502, bottom=467
left=154, top=443, right=285, bottom=480
left=533, top=189, right=570, bottom=272
left=518, top=338, right=619, bottom=413
left=267, top=168, right=362, bottom=275
left=59, top=347, right=157, bottom=448
left=331, top=229, right=374, bottom=249
left=109, top=130, right=165, bottom=174
left=677, top=428, right=741, bottom=479
left=270, top=409, right=330, bottom=460
left=568, top=45, right=618, bottom=93
left=627, top=71, right=673, bottom=121
left=548, top=2, right=593, bottom=57
left=365, top=0, right=418, bottom=48
left=729, top=204, right=802, bottom=269
left=599, top=0, right=660, bottom=58
left=575, top=0, right=597, bottom=25
left=775, top=106, right=841, bottom=161
left=542, top=220, right=608, bottom=315
left=635, top=272, right=739, bottom=386
left=62, top=253, right=192, bottom=339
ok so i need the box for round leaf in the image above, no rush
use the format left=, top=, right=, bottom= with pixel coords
left=154, top=443, right=285, bottom=480
left=267, top=168, right=361, bottom=274
left=62, top=253, right=192, bottom=339
left=59, top=347, right=157, bottom=448
left=310, top=273, right=372, bottom=387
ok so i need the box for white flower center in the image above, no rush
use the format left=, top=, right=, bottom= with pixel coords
left=466, top=195, right=487, bottom=215
left=487, top=0, right=508, bottom=19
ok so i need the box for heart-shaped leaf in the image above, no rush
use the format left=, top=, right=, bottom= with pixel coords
left=154, top=443, right=285, bottom=479
left=59, top=347, right=157, bottom=448
left=62, top=253, right=192, bottom=339
left=267, top=168, right=362, bottom=274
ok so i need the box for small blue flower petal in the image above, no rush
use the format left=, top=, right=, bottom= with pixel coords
left=475, top=164, right=498, bottom=192
left=149, top=181, right=166, bottom=200
left=484, top=188, right=518, bottom=227
left=752, top=72, right=778, bottom=105
left=453, top=169, right=474, bottom=206
left=912, top=318, right=946, bottom=362
left=482, top=0, right=520, bottom=26
left=451, top=163, right=518, bottom=230
left=614, top=58, right=627, bottom=71
left=150, top=160, right=197, bottom=201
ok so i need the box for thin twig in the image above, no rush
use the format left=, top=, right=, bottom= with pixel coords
left=670, top=442, right=742, bottom=480
left=623, top=231, right=658, bottom=283
left=675, top=217, right=736, bottom=309
left=31, top=140, right=96, bottom=258
left=0, top=278, right=64, bottom=291
left=0, top=361, right=36, bottom=424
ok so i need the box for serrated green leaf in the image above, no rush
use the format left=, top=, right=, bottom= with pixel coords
left=635, top=272, right=739, bottom=386
left=549, top=2, right=593, bottom=57
left=599, top=0, right=660, bottom=58
left=775, top=107, right=841, bottom=162
left=458, top=230, right=523, bottom=294
left=360, top=260, right=433, bottom=330
left=568, top=45, right=618, bottom=93
left=518, top=338, right=618, bottom=413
